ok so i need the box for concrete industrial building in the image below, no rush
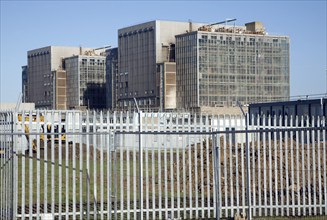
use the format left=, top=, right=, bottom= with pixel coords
left=26, top=46, right=90, bottom=109
left=116, top=20, right=289, bottom=113
left=117, top=20, right=207, bottom=111
left=65, top=53, right=106, bottom=109
left=175, top=21, right=290, bottom=112
left=25, top=46, right=106, bottom=110
left=24, top=20, right=289, bottom=113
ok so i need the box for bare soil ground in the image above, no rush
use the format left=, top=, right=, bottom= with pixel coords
left=172, top=136, right=326, bottom=207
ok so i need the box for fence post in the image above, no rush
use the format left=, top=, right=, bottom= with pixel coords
left=86, top=168, right=90, bottom=220
left=86, top=110, right=90, bottom=220
left=11, top=112, right=15, bottom=219
left=138, top=110, right=143, bottom=220
left=113, top=131, right=118, bottom=220
left=213, top=132, right=220, bottom=220
left=237, top=102, right=252, bottom=220
left=245, top=114, right=252, bottom=220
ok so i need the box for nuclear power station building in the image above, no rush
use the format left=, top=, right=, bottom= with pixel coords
left=23, top=20, right=290, bottom=112
left=115, top=20, right=289, bottom=112
left=65, top=53, right=106, bottom=109
left=24, top=46, right=107, bottom=110
left=175, top=21, right=290, bottom=112
left=116, top=20, right=209, bottom=111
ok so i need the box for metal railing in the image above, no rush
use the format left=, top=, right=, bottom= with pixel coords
left=0, top=112, right=15, bottom=220
left=0, top=110, right=326, bottom=219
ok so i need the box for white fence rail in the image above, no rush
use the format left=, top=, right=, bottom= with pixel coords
left=0, top=110, right=326, bottom=219
left=0, top=112, right=15, bottom=219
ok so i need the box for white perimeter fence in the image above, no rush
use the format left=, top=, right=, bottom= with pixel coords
left=0, top=110, right=326, bottom=219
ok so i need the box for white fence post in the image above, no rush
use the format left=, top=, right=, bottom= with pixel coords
left=138, top=110, right=143, bottom=220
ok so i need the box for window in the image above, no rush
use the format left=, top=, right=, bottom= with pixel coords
left=202, top=35, right=208, bottom=39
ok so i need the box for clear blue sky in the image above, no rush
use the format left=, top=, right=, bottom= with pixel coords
left=1, top=0, right=326, bottom=103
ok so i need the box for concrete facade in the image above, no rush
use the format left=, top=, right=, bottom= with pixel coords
left=157, top=62, right=177, bottom=110
left=25, top=46, right=108, bottom=109
left=175, top=22, right=290, bottom=112
left=26, top=46, right=93, bottom=109
left=21, top=65, right=28, bottom=103
left=65, top=55, right=106, bottom=109
left=106, top=48, right=118, bottom=109
left=117, top=20, right=206, bottom=111
left=53, top=70, right=67, bottom=110
left=24, top=20, right=289, bottom=113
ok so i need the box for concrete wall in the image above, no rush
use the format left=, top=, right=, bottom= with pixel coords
left=54, top=70, right=67, bottom=110
left=156, top=20, right=205, bottom=63
left=118, top=21, right=157, bottom=109
left=0, top=103, right=35, bottom=111
left=117, top=20, right=206, bottom=111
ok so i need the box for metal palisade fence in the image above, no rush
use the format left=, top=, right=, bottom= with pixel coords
left=0, top=111, right=15, bottom=219
left=0, top=110, right=326, bottom=219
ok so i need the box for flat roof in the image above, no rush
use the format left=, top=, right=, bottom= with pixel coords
left=249, top=98, right=327, bottom=108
